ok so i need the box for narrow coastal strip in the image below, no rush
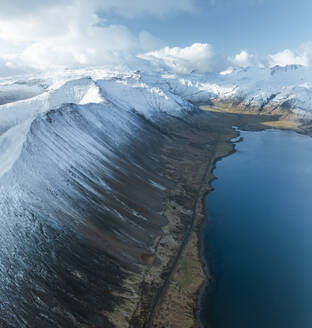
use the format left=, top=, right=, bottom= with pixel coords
left=146, top=129, right=222, bottom=328
left=114, top=106, right=310, bottom=328
left=147, top=109, right=289, bottom=328
left=145, top=107, right=312, bottom=328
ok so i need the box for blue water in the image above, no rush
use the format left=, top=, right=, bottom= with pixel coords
left=201, top=129, right=312, bottom=328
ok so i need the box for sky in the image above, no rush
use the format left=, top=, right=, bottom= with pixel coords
left=0, top=0, right=312, bottom=76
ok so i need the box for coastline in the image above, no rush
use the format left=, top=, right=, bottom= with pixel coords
left=196, top=132, right=239, bottom=328
left=143, top=109, right=289, bottom=328
left=109, top=106, right=312, bottom=328
left=148, top=107, right=312, bottom=328
left=195, top=107, right=312, bottom=328
left=150, top=120, right=235, bottom=328
left=196, top=123, right=312, bottom=328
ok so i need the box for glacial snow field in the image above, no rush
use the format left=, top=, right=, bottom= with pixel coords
left=0, top=65, right=311, bottom=327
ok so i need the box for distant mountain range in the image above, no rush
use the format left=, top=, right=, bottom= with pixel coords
left=165, top=64, right=312, bottom=118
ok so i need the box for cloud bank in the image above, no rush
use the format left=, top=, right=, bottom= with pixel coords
left=139, top=43, right=226, bottom=73
left=228, top=50, right=261, bottom=68
left=0, top=0, right=193, bottom=75
left=268, top=42, right=312, bottom=67
left=1, top=1, right=312, bottom=76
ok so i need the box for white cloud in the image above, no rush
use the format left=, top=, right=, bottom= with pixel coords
left=228, top=50, right=256, bottom=68
left=268, top=49, right=308, bottom=67
left=267, top=42, right=312, bottom=67
left=228, top=45, right=312, bottom=70
left=139, top=43, right=226, bottom=73
left=0, top=0, right=195, bottom=74
left=0, top=0, right=195, bottom=42
left=20, top=24, right=141, bottom=69
left=3, top=0, right=312, bottom=76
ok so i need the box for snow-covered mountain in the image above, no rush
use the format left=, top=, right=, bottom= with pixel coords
left=2, top=64, right=312, bottom=132
left=0, top=69, right=198, bottom=328
left=165, top=64, right=312, bottom=118
left=0, top=65, right=311, bottom=327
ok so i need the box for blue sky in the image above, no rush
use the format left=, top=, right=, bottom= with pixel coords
left=106, top=0, right=312, bottom=55
left=0, top=0, right=312, bottom=75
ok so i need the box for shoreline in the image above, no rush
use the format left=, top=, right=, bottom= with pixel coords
left=112, top=107, right=312, bottom=328
left=150, top=117, right=237, bottom=328
left=147, top=109, right=283, bottom=328
left=195, top=108, right=312, bottom=328
left=196, top=124, right=312, bottom=328
left=196, top=131, right=240, bottom=328
left=148, top=107, right=312, bottom=328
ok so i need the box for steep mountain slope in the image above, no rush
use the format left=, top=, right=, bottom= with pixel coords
left=0, top=66, right=311, bottom=327
left=0, top=71, right=199, bottom=328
